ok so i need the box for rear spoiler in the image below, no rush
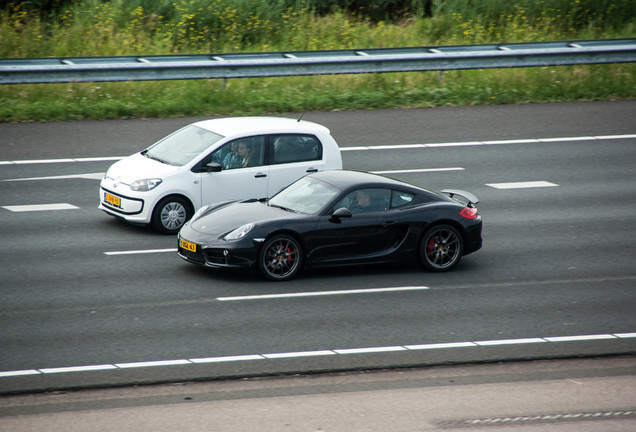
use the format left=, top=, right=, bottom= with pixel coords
left=441, top=189, right=479, bottom=207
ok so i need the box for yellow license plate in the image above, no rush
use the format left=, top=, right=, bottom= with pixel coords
left=104, top=192, right=121, bottom=208
left=180, top=238, right=197, bottom=252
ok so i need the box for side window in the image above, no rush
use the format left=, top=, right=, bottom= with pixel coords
left=211, top=136, right=265, bottom=170
left=333, top=188, right=391, bottom=214
left=391, top=190, right=415, bottom=208
left=271, top=134, right=322, bottom=164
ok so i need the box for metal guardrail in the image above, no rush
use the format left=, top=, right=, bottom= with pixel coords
left=1, top=39, right=634, bottom=84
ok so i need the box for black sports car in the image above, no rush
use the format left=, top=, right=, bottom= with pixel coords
left=178, top=170, right=482, bottom=281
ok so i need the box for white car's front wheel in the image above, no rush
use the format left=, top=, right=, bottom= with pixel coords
left=151, top=196, right=192, bottom=234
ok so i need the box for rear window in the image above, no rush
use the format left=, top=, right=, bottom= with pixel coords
left=271, top=134, right=322, bottom=164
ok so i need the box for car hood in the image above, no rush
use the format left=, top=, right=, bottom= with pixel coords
left=105, top=152, right=180, bottom=184
left=188, top=201, right=297, bottom=236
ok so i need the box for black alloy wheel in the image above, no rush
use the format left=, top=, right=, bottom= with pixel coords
left=420, top=224, right=463, bottom=272
left=258, top=234, right=303, bottom=281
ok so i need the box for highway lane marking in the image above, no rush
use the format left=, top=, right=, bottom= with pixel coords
left=371, top=167, right=464, bottom=174
left=3, top=168, right=460, bottom=182
left=1, top=332, right=634, bottom=378
left=2, top=134, right=635, bottom=165
left=217, top=286, right=430, bottom=301
left=104, top=248, right=176, bottom=256
left=0, top=156, right=125, bottom=165
left=3, top=172, right=105, bottom=181
left=486, top=181, right=559, bottom=189
left=341, top=134, right=636, bottom=151
left=1, top=203, right=79, bottom=212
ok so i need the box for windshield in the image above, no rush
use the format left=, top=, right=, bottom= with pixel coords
left=144, top=125, right=223, bottom=166
left=269, top=176, right=340, bottom=214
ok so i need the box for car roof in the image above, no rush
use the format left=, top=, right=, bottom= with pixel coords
left=310, top=170, right=423, bottom=191
left=192, top=116, right=330, bottom=138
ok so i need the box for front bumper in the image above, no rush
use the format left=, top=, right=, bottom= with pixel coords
left=177, top=232, right=259, bottom=270
left=98, top=185, right=152, bottom=224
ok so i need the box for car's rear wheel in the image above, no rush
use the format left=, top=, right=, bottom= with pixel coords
left=151, top=196, right=192, bottom=234
left=420, top=224, right=463, bottom=272
left=258, top=234, right=303, bottom=281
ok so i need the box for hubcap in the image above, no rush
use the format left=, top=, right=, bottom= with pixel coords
left=161, top=202, right=186, bottom=230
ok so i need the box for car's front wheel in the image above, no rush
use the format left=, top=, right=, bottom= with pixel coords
left=420, top=224, right=463, bottom=272
left=151, top=196, right=192, bottom=234
left=258, top=234, right=303, bottom=281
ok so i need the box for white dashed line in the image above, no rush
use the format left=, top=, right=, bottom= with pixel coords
left=1, top=203, right=79, bottom=212
left=486, top=181, right=558, bottom=189
left=104, top=248, right=177, bottom=256
left=0, top=156, right=125, bottom=165
left=4, top=172, right=105, bottom=181
left=1, top=332, right=632, bottom=378
left=217, top=286, right=429, bottom=301
left=371, top=167, right=464, bottom=174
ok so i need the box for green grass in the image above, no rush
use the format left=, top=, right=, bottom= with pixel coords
left=1, top=0, right=634, bottom=122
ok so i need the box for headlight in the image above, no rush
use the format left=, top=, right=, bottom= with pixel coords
left=224, top=223, right=254, bottom=241
left=130, top=178, right=162, bottom=191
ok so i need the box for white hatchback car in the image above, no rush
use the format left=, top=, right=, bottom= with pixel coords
left=99, top=117, right=342, bottom=233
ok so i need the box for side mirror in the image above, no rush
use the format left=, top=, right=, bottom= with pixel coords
left=205, top=162, right=223, bottom=172
left=330, top=207, right=352, bottom=223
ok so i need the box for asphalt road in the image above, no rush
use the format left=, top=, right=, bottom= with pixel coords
left=1, top=101, right=635, bottom=395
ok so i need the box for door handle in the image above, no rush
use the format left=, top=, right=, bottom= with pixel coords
left=306, top=168, right=318, bottom=173
left=381, top=221, right=394, bottom=227
left=254, top=173, right=267, bottom=178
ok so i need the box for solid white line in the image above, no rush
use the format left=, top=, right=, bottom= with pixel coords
left=40, top=364, right=118, bottom=374
left=544, top=334, right=617, bottom=342
left=104, top=248, right=177, bottom=256
left=1, top=156, right=125, bottom=165
left=262, top=350, right=336, bottom=359
left=1, top=332, right=633, bottom=378
left=486, top=181, right=558, bottom=189
left=2, top=203, right=79, bottom=212
left=115, top=359, right=192, bottom=369
left=339, top=134, right=635, bottom=151
left=217, top=286, right=429, bottom=301
left=2, top=134, right=634, bottom=164
left=0, top=369, right=41, bottom=377
left=334, top=346, right=407, bottom=354
left=405, top=342, right=477, bottom=350
left=474, top=338, right=546, bottom=346
left=190, top=355, right=264, bottom=364
left=615, top=332, right=636, bottom=338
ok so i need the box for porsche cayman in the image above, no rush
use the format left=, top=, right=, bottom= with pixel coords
left=177, top=170, right=482, bottom=281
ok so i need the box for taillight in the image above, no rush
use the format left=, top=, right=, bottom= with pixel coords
left=460, top=207, right=478, bottom=219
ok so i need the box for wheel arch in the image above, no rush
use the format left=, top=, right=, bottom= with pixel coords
left=260, top=229, right=306, bottom=256
left=418, top=219, right=468, bottom=254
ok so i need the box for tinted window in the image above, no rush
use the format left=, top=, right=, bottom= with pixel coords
left=271, top=134, right=322, bottom=164
left=391, top=190, right=415, bottom=208
left=333, top=188, right=391, bottom=214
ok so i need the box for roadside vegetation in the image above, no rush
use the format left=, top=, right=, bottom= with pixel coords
left=1, top=0, right=634, bottom=122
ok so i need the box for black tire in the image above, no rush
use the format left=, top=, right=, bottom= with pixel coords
left=420, top=224, right=463, bottom=272
left=258, top=234, right=303, bottom=281
left=151, top=196, right=192, bottom=234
